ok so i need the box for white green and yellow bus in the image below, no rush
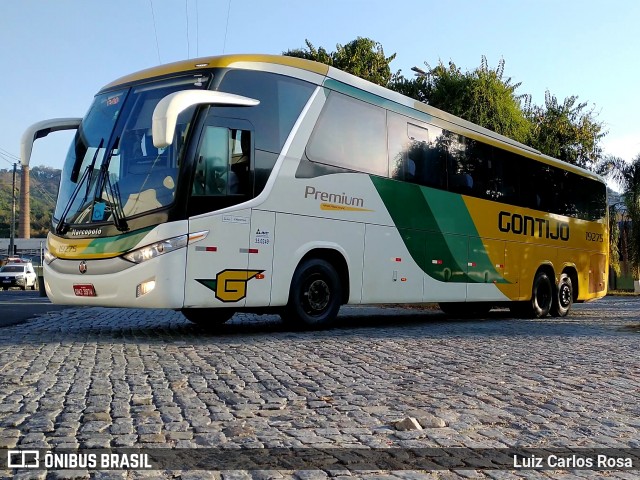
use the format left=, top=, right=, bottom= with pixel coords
left=22, top=54, right=608, bottom=327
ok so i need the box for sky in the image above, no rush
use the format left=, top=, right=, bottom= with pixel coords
left=1, top=0, right=639, bottom=172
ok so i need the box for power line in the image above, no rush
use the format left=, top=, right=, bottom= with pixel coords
left=149, top=0, right=162, bottom=64
left=26, top=177, right=57, bottom=205
left=0, top=152, right=16, bottom=167
left=185, top=0, right=190, bottom=58
left=0, top=147, right=19, bottom=161
left=223, top=0, right=231, bottom=54
left=195, top=0, right=199, bottom=57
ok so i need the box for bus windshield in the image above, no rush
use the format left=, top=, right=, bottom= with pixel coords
left=54, top=74, right=210, bottom=231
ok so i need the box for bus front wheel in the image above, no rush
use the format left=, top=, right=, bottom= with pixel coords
left=181, top=308, right=235, bottom=326
left=283, top=258, right=342, bottom=329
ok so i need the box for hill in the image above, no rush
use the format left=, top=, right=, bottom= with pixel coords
left=0, top=166, right=60, bottom=238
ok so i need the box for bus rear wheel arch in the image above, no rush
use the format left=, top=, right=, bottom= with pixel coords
left=282, top=256, right=345, bottom=329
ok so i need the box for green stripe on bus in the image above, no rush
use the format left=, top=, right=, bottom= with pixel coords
left=371, top=176, right=507, bottom=284
left=85, top=226, right=155, bottom=255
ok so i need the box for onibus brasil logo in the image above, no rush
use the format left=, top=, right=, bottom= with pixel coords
left=6, top=450, right=152, bottom=469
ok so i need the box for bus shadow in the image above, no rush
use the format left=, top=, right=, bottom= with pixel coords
left=186, top=308, right=576, bottom=339
left=0, top=306, right=610, bottom=345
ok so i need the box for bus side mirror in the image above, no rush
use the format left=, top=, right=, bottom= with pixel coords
left=151, top=90, right=259, bottom=148
left=21, top=118, right=82, bottom=167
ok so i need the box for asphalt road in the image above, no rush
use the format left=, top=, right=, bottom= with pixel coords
left=0, top=289, right=73, bottom=327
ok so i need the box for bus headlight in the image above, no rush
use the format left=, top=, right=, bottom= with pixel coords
left=123, top=235, right=188, bottom=264
left=44, top=249, right=56, bottom=265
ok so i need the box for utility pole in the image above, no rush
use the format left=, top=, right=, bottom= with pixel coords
left=19, top=163, right=30, bottom=238
left=9, top=163, right=16, bottom=256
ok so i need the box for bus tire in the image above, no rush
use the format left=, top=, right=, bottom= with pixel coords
left=511, top=271, right=553, bottom=318
left=283, top=258, right=342, bottom=329
left=551, top=273, right=573, bottom=317
left=181, top=308, right=235, bottom=326
left=528, top=271, right=553, bottom=318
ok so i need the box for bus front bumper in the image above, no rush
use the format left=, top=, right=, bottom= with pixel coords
left=43, top=249, right=186, bottom=309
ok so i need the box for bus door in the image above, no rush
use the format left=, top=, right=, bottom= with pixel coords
left=183, top=118, right=256, bottom=308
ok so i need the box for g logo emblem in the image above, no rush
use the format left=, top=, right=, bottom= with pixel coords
left=196, top=269, right=264, bottom=303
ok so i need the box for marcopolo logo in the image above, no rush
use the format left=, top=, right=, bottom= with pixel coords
left=498, top=211, right=570, bottom=241
left=70, top=228, right=102, bottom=236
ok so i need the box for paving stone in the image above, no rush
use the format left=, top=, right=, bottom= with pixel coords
left=0, top=297, right=638, bottom=479
left=394, top=418, right=422, bottom=431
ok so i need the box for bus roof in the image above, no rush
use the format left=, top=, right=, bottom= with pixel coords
left=101, top=54, right=604, bottom=184
left=101, top=54, right=330, bottom=90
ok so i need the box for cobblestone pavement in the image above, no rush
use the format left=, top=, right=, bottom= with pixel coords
left=1, top=296, right=639, bottom=479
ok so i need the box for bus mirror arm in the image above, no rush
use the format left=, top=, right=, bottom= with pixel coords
left=151, top=90, right=259, bottom=148
left=21, top=118, right=82, bottom=167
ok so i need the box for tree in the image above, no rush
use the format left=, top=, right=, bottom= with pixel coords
left=286, top=39, right=608, bottom=172
left=608, top=202, right=622, bottom=278
left=284, top=37, right=396, bottom=87
left=283, top=39, right=332, bottom=65
left=390, top=57, right=609, bottom=168
left=600, top=155, right=640, bottom=280
left=390, top=57, right=531, bottom=144
left=526, top=92, right=606, bottom=170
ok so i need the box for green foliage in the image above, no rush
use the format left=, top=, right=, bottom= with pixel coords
left=609, top=202, right=621, bottom=277
left=286, top=37, right=611, bottom=169
left=390, top=56, right=606, bottom=168
left=526, top=92, right=606, bottom=170
left=389, top=57, right=531, bottom=144
left=283, top=39, right=333, bottom=64
left=601, top=155, right=640, bottom=279
left=284, top=37, right=396, bottom=87
left=0, top=166, right=60, bottom=238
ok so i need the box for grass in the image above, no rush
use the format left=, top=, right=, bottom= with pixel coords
left=607, top=289, right=638, bottom=296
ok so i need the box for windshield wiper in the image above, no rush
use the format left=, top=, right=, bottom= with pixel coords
left=102, top=164, right=128, bottom=232
left=55, top=138, right=104, bottom=235
left=97, top=136, right=129, bottom=232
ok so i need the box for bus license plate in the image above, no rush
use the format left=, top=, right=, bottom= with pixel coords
left=73, top=284, right=96, bottom=297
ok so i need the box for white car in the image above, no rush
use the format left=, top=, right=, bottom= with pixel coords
left=0, top=263, right=38, bottom=290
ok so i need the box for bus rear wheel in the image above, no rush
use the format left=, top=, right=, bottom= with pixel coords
left=181, top=308, right=235, bottom=326
left=551, top=273, right=573, bottom=317
left=512, top=271, right=553, bottom=318
left=282, top=258, right=342, bottom=329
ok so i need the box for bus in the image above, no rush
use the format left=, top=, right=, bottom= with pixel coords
left=22, top=54, right=608, bottom=328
